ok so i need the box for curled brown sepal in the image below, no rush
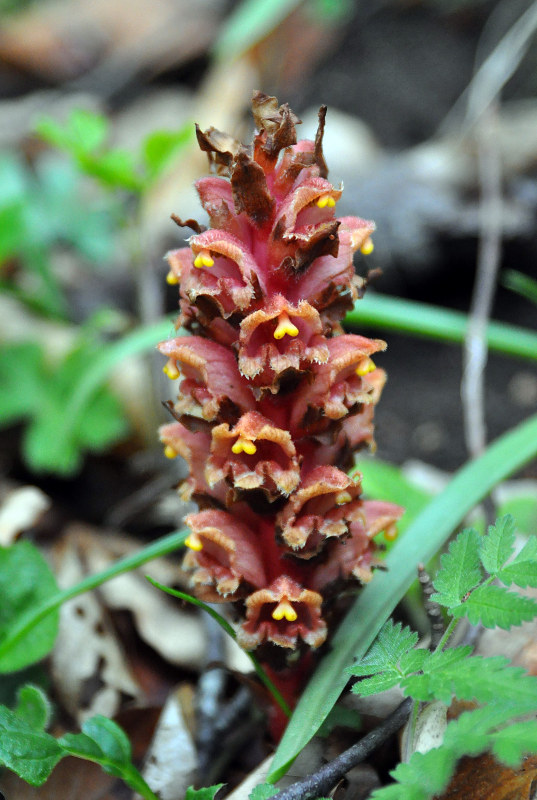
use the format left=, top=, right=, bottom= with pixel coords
left=239, top=295, right=328, bottom=387
left=276, top=466, right=362, bottom=557
left=183, top=509, right=267, bottom=601
left=195, top=124, right=242, bottom=175
left=237, top=575, right=327, bottom=651
left=311, top=500, right=404, bottom=591
left=206, top=411, right=300, bottom=499
left=231, top=150, right=275, bottom=227
left=158, top=336, right=255, bottom=423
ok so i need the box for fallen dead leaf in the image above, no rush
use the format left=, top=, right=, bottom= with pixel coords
left=435, top=752, right=537, bottom=800
left=0, top=755, right=125, bottom=800
left=0, top=484, right=51, bottom=546
left=135, top=687, right=197, bottom=800
left=52, top=532, right=141, bottom=723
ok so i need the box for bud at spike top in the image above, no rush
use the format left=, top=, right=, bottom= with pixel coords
left=159, top=92, right=403, bottom=666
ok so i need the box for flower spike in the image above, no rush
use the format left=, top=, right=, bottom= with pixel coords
left=159, top=92, right=403, bottom=705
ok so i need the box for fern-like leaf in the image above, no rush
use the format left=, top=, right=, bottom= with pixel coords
left=490, top=720, right=537, bottom=767
left=478, top=515, right=515, bottom=575
left=498, top=536, right=537, bottom=588
left=450, top=583, right=537, bottom=628
left=430, top=528, right=482, bottom=608
left=349, top=620, right=419, bottom=677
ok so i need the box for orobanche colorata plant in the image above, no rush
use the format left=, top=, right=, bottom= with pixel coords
left=159, top=92, right=402, bottom=725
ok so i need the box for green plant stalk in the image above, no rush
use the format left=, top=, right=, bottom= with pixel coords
left=344, top=294, right=537, bottom=362
left=269, top=410, right=537, bottom=781
left=120, top=764, right=160, bottom=800
left=0, top=529, right=188, bottom=668
left=148, top=579, right=292, bottom=718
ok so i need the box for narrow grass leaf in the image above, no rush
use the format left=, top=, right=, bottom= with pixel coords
left=344, top=294, right=537, bottom=364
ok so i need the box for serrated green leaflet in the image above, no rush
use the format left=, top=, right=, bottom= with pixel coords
left=451, top=583, right=537, bottom=628
left=349, top=620, right=418, bottom=676
left=431, top=528, right=482, bottom=608
left=185, top=785, right=225, bottom=800
left=498, top=536, right=537, bottom=587
left=370, top=702, right=537, bottom=800
left=479, top=515, right=516, bottom=575
left=490, top=720, right=537, bottom=766
left=249, top=784, right=279, bottom=800
left=269, top=412, right=537, bottom=781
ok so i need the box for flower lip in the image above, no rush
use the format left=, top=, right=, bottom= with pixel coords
left=237, top=576, right=327, bottom=650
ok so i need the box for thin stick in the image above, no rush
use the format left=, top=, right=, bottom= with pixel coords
left=461, top=104, right=502, bottom=459
left=269, top=698, right=412, bottom=800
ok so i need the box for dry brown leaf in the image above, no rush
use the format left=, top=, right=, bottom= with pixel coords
left=52, top=532, right=141, bottom=723
left=0, top=755, right=124, bottom=800
left=435, top=752, right=537, bottom=800
left=52, top=524, right=208, bottom=669
left=0, top=484, right=50, bottom=546
left=135, top=687, right=197, bottom=800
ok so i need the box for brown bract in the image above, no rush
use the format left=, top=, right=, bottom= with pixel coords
left=276, top=466, right=362, bottom=556
left=158, top=337, right=254, bottom=423
left=183, top=509, right=267, bottom=601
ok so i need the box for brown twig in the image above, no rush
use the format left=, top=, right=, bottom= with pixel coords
left=418, top=563, right=445, bottom=650
left=461, top=103, right=502, bottom=461
left=269, top=698, right=413, bottom=800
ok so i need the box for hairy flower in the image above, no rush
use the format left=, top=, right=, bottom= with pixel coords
left=160, top=93, right=402, bottom=680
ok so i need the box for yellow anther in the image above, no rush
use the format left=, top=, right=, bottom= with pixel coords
left=335, top=491, right=352, bottom=505
left=384, top=524, right=398, bottom=542
left=166, top=270, right=179, bottom=285
left=231, top=436, right=257, bottom=455
left=316, top=194, right=336, bottom=209
left=360, top=237, right=374, bottom=255
left=274, top=312, right=299, bottom=340
left=164, top=445, right=178, bottom=459
left=193, top=249, right=214, bottom=269
left=185, top=533, right=203, bottom=551
left=355, top=358, right=376, bottom=377
left=163, top=360, right=180, bottom=379
left=272, top=600, right=297, bottom=622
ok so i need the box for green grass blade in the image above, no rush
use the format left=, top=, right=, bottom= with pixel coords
left=502, top=269, right=537, bottom=307
left=344, top=294, right=537, bottom=363
left=269, top=411, right=537, bottom=781
left=212, top=0, right=302, bottom=62
left=147, top=579, right=291, bottom=718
